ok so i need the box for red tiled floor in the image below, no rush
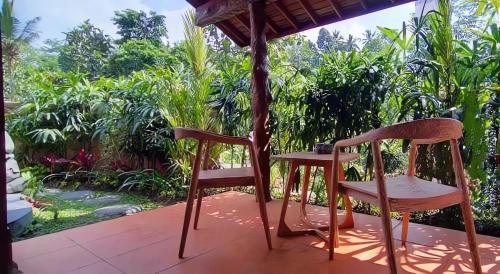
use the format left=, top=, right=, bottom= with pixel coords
left=15, top=245, right=101, bottom=274
left=13, top=232, right=76, bottom=261
left=79, top=227, right=173, bottom=259
left=67, top=262, right=122, bottom=274
left=13, top=191, right=499, bottom=274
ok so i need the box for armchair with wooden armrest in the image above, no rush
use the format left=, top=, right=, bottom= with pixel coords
left=328, top=118, right=482, bottom=274
left=174, top=128, right=272, bottom=258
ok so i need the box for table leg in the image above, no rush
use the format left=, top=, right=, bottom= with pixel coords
left=300, top=165, right=312, bottom=225
left=338, top=165, right=354, bottom=229
left=278, top=161, right=355, bottom=240
left=278, top=162, right=298, bottom=236
left=278, top=162, right=321, bottom=237
left=299, top=163, right=354, bottom=232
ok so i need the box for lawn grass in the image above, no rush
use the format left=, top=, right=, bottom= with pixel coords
left=15, top=191, right=163, bottom=241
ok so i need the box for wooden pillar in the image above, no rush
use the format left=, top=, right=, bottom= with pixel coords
left=0, top=35, right=14, bottom=273
left=249, top=0, right=272, bottom=201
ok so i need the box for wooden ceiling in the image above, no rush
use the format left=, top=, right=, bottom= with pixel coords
left=186, top=0, right=415, bottom=47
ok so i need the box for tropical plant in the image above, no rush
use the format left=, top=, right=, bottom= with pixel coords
left=21, top=165, right=50, bottom=198
left=117, top=169, right=185, bottom=198
left=112, top=9, right=168, bottom=45
left=58, top=20, right=112, bottom=79
left=0, top=0, right=40, bottom=97
left=108, top=39, right=177, bottom=76
left=301, top=50, right=393, bottom=146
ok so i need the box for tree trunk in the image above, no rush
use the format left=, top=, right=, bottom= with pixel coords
left=249, top=0, right=272, bottom=201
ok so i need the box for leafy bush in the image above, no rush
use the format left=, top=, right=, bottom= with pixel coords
left=108, top=39, right=178, bottom=76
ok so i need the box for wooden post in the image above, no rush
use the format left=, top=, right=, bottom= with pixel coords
left=249, top=0, right=272, bottom=201
left=0, top=34, right=14, bottom=273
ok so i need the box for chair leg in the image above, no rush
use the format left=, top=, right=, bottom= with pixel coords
left=194, top=189, right=204, bottom=229
left=178, top=141, right=204, bottom=259
left=255, top=177, right=273, bottom=250
left=401, top=212, right=410, bottom=247
left=328, top=177, right=338, bottom=260
left=460, top=202, right=482, bottom=273
left=380, top=206, right=398, bottom=274
left=372, top=141, right=398, bottom=274
left=324, top=164, right=339, bottom=256
left=179, top=184, right=198, bottom=258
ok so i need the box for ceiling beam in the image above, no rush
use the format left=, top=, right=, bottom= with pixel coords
left=216, top=21, right=249, bottom=47
left=266, top=19, right=280, bottom=34
left=266, top=0, right=415, bottom=44
left=235, top=14, right=250, bottom=32
left=298, top=0, right=319, bottom=25
left=326, top=0, right=343, bottom=19
left=196, top=0, right=247, bottom=27
left=195, top=0, right=278, bottom=27
left=274, top=1, right=299, bottom=30
left=359, top=0, right=368, bottom=10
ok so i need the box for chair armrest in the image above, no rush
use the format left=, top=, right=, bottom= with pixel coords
left=174, top=128, right=252, bottom=146
left=334, top=131, right=377, bottom=148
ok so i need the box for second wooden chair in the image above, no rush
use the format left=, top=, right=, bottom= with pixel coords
left=329, top=118, right=482, bottom=274
left=174, top=128, right=272, bottom=258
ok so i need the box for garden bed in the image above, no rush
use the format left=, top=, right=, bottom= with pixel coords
left=15, top=189, right=171, bottom=241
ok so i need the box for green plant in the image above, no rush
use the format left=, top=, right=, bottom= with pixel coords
left=108, top=39, right=177, bottom=76
left=0, top=0, right=40, bottom=97
left=21, top=165, right=50, bottom=198
left=112, top=9, right=168, bottom=45
left=118, top=169, right=185, bottom=198
left=58, top=20, right=112, bottom=79
left=7, top=71, right=101, bottom=155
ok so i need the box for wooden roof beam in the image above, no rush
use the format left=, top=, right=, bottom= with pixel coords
left=266, top=19, right=280, bottom=34
left=298, top=0, right=319, bottom=25
left=274, top=1, right=299, bottom=30
left=196, top=0, right=247, bottom=27
left=327, top=0, right=343, bottom=19
left=216, top=21, right=249, bottom=47
left=195, top=0, right=278, bottom=27
left=235, top=14, right=250, bottom=32
left=359, top=0, right=368, bottom=10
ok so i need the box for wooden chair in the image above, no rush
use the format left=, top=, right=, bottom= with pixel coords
left=329, top=118, right=482, bottom=274
left=174, top=128, right=272, bottom=258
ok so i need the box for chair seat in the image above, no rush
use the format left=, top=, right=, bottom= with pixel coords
left=198, top=167, right=255, bottom=187
left=340, top=175, right=463, bottom=212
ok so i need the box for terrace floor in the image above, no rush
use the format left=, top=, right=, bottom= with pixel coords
left=13, top=191, right=499, bottom=274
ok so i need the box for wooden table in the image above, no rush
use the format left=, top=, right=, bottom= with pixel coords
left=272, top=152, right=359, bottom=245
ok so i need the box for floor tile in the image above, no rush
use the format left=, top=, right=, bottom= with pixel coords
left=13, top=232, right=76, bottom=261
left=106, top=238, right=183, bottom=274
left=80, top=227, right=172, bottom=259
left=67, top=261, right=123, bottom=274
left=16, top=245, right=101, bottom=274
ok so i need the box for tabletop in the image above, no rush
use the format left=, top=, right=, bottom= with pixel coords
left=271, top=151, right=359, bottom=166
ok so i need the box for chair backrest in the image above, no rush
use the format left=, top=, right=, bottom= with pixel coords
left=174, top=128, right=251, bottom=146
left=368, top=118, right=463, bottom=143
left=333, top=118, right=466, bottom=187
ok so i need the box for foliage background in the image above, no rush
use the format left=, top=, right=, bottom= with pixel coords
left=2, top=0, right=499, bottom=235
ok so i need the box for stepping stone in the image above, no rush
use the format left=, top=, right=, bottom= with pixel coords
left=59, top=190, right=94, bottom=200
left=7, top=194, right=32, bottom=236
left=7, top=177, right=26, bottom=194
left=6, top=157, right=21, bottom=183
left=5, top=131, right=15, bottom=154
left=94, top=204, right=143, bottom=217
left=37, top=188, right=63, bottom=197
left=84, top=195, right=121, bottom=206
